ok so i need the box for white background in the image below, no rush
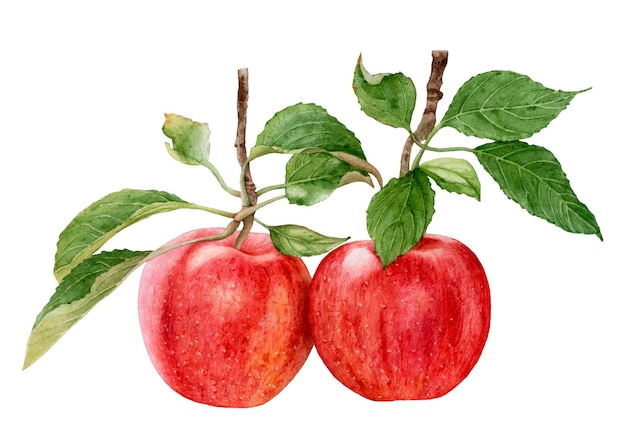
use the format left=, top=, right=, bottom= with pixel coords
left=2, top=1, right=624, bottom=443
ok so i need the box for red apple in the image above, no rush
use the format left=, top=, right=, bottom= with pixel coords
left=138, top=228, right=313, bottom=407
left=308, top=234, right=490, bottom=400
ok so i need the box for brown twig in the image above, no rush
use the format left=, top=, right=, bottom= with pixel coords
left=399, top=136, right=415, bottom=177
left=416, top=50, right=448, bottom=141
left=399, top=50, right=449, bottom=176
left=234, top=68, right=257, bottom=249
left=235, top=68, right=257, bottom=207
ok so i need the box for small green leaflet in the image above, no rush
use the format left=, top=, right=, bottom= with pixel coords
left=24, top=249, right=151, bottom=370
left=162, top=113, right=211, bottom=167
left=266, top=224, right=349, bottom=257
left=420, top=157, right=481, bottom=200
left=54, top=189, right=206, bottom=282
left=248, top=145, right=382, bottom=188
left=440, top=71, right=588, bottom=141
left=249, top=145, right=382, bottom=206
left=285, top=152, right=372, bottom=205
left=255, top=103, right=370, bottom=205
left=353, top=55, right=416, bottom=131
left=366, top=169, right=435, bottom=267
left=474, top=141, right=602, bottom=239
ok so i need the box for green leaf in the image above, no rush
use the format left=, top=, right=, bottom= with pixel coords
left=266, top=224, right=349, bottom=257
left=285, top=152, right=372, bottom=205
left=24, top=250, right=151, bottom=369
left=474, top=141, right=602, bottom=239
left=440, top=71, right=588, bottom=141
left=420, top=157, right=481, bottom=200
left=255, top=103, right=370, bottom=205
left=353, top=55, right=416, bottom=131
left=162, top=113, right=211, bottom=167
left=366, top=169, right=436, bottom=267
left=256, top=103, right=364, bottom=156
left=54, top=189, right=205, bottom=282
left=250, top=145, right=383, bottom=190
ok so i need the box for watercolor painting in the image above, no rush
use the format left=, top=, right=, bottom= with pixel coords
left=2, top=2, right=623, bottom=444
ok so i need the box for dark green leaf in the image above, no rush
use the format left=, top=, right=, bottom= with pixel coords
left=255, top=103, right=370, bottom=205
left=353, top=55, right=416, bottom=130
left=162, top=113, right=211, bottom=166
left=440, top=71, right=588, bottom=141
left=54, top=189, right=205, bottom=282
left=366, top=169, right=435, bottom=267
left=24, top=250, right=151, bottom=369
left=420, top=157, right=481, bottom=200
left=267, top=224, right=349, bottom=257
left=255, top=103, right=364, bottom=157
left=474, top=141, right=602, bottom=239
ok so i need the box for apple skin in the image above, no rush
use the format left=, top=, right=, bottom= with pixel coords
left=138, top=228, right=313, bottom=408
left=308, top=234, right=490, bottom=401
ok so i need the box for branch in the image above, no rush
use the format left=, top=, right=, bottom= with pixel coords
left=415, top=50, right=448, bottom=141
left=400, top=51, right=449, bottom=176
left=235, top=68, right=257, bottom=207
left=399, top=136, right=415, bottom=177
left=234, top=68, right=257, bottom=249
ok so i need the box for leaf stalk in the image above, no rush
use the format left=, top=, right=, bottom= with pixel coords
left=234, top=195, right=287, bottom=222
left=147, top=220, right=241, bottom=262
left=204, top=161, right=241, bottom=197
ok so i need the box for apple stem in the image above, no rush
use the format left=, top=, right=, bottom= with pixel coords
left=234, top=68, right=258, bottom=249
left=399, top=50, right=449, bottom=177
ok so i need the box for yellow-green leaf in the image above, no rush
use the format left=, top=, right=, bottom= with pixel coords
left=25, top=250, right=151, bottom=370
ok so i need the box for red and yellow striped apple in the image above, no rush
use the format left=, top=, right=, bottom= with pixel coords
left=138, top=228, right=312, bottom=407
left=308, top=234, right=490, bottom=400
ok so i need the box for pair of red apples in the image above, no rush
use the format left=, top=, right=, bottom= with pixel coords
left=138, top=227, right=490, bottom=407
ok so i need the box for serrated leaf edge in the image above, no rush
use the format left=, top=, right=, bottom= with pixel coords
left=475, top=141, right=602, bottom=240
left=440, top=70, right=589, bottom=141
